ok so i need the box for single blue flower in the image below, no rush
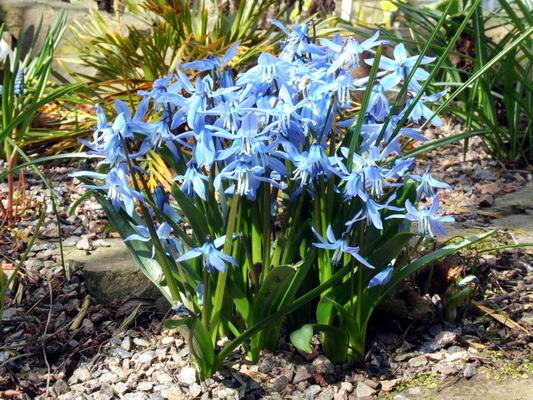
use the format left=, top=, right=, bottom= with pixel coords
left=236, top=53, right=293, bottom=86
left=345, top=195, right=402, bottom=230
left=125, top=222, right=175, bottom=258
left=324, top=32, right=382, bottom=74
left=74, top=164, right=142, bottom=216
left=272, top=20, right=309, bottom=61
left=387, top=196, right=454, bottom=238
left=214, top=157, right=284, bottom=201
left=175, top=162, right=209, bottom=201
left=181, top=41, right=240, bottom=72
left=368, top=265, right=394, bottom=288
left=403, top=90, right=447, bottom=127
left=177, top=236, right=238, bottom=273
left=411, top=171, right=451, bottom=199
left=312, top=225, right=374, bottom=268
left=366, top=43, right=435, bottom=91
left=154, top=185, right=181, bottom=223
left=286, top=142, right=337, bottom=186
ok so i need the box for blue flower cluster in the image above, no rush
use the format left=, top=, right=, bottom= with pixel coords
left=75, top=21, right=453, bottom=278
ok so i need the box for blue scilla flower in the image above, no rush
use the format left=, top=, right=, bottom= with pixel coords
left=286, top=142, right=337, bottom=186
left=387, top=196, right=454, bottom=238
left=323, top=32, right=382, bottom=74
left=138, top=74, right=180, bottom=100
left=181, top=41, right=240, bottom=72
left=215, top=157, right=284, bottom=201
left=74, top=164, right=142, bottom=217
left=368, top=265, right=394, bottom=288
left=125, top=221, right=175, bottom=258
left=403, top=90, right=447, bottom=127
left=272, top=20, right=309, bottom=62
left=411, top=171, right=451, bottom=199
left=236, top=53, right=293, bottom=86
left=82, top=113, right=126, bottom=165
left=203, top=91, right=256, bottom=133
left=367, top=43, right=435, bottom=91
left=177, top=236, right=238, bottom=273
left=154, top=185, right=181, bottom=223
left=212, top=112, right=273, bottom=161
left=346, top=195, right=402, bottom=230
left=367, top=82, right=392, bottom=121
left=175, top=162, right=209, bottom=201
left=312, top=225, right=374, bottom=268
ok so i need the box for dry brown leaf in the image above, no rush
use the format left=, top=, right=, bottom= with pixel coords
left=472, top=300, right=530, bottom=334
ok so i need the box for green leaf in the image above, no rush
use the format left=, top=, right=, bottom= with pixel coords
left=171, top=183, right=209, bottom=241
left=164, top=317, right=193, bottom=330
left=290, top=324, right=314, bottom=353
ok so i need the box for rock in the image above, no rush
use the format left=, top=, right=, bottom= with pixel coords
left=189, top=383, right=202, bottom=398
left=36, top=249, right=55, bottom=260
left=463, top=363, right=477, bottom=379
left=381, top=379, right=400, bottom=392
left=122, top=393, right=150, bottom=400
left=472, top=169, right=496, bottom=181
left=393, top=396, right=409, bottom=400
left=138, top=351, right=157, bottom=365
left=122, top=336, right=132, bottom=351
left=408, top=354, right=428, bottom=367
left=434, top=330, right=457, bottom=348
left=93, top=239, right=112, bottom=247
left=62, top=239, right=162, bottom=303
left=178, top=367, right=197, bottom=386
left=53, top=379, right=69, bottom=396
left=25, top=258, right=44, bottom=271
left=76, top=236, right=92, bottom=251
left=69, top=366, right=91, bottom=384
left=355, top=382, right=376, bottom=399
left=138, top=381, right=154, bottom=391
left=426, top=352, right=444, bottom=362
left=161, top=336, right=174, bottom=345
left=445, top=350, right=468, bottom=363
left=272, top=375, right=289, bottom=393
left=100, top=372, right=120, bottom=384
left=304, top=384, right=322, bottom=398
left=113, top=348, right=132, bottom=359
left=134, top=338, right=151, bottom=347
left=63, top=236, right=80, bottom=247
left=155, top=372, right=173, bottom=385
left=312, top=355, right=334, bottom=375
left=258, top=354, right=281, bottom=373
left=293, top=365, right=312, bottom=383
left=114, top=382, right=129, bottom=395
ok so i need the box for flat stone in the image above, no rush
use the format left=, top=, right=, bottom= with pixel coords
left=491, top=185, right=533, bottom=215
left=61, top=239, right=162, bottom=303
left=177, top=367, right=196, bottom=386
left=63, top=236, right=80, bottom=247
left=408, top=354, right=428, bottom=367
left=434, top=330, right=457, bottom=348
left=304, top=384, right=322, bottom=399
left=355, top=382, right=376, bottom=399
left=463, top=363, right=477, bottom=379
left=137, top=381, right=154, bottom=391
left=189, top=383, right=202, bottom=397
left=138, top=351, right=157, bottom=365
left=293, top=365, right=312, bottom=383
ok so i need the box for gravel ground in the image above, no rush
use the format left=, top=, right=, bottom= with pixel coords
left=1, top=125, right=532, bottom=399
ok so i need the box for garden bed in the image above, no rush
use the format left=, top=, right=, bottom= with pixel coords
left=1, top=126, right=532, bottom=399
